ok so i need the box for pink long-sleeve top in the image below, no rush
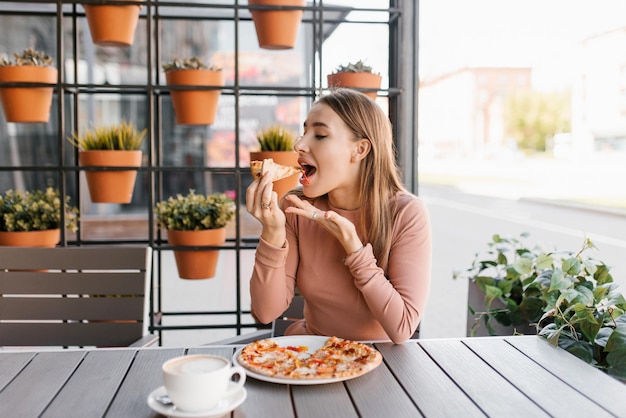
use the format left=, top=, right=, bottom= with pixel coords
left=250, top=192, right=432, bottom=344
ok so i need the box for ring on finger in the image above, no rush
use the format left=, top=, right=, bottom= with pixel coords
left=261, top=201, right=272, bottom=209
left=311, top=211, right=318, bottom=220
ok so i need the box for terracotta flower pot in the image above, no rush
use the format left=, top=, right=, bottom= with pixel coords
left=165, top=69, right=224, bottom=125
left=249, top=150, right=300, bottom=200
left=327, top=72, right=383, bottom=100
left=249, top=0, right=305, bottom=50
left=166, top=228, right=227, bottom=280
left=0, top=66, right=57, bottom=123
left=82, top=1, right=141, bottom=47
left=79, top=150, right=142, bottom=204
left=0, top=229, right=60, bottom=247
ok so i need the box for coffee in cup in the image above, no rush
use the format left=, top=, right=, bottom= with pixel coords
left=162, top=354, right=246, bottom=412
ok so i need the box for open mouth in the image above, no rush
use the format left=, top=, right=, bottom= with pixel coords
left=299, top=161, right=316, bottom=185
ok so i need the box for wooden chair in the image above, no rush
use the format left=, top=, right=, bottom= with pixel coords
left=0, top=246, right=156, bottom=348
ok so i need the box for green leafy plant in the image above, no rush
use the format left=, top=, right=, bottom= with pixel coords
left=162, top=56, right=222, bottom=72
left=0, top=47, right=53, bottom=67
left=455, top=232, right=626, bottom=379
left=331, top=59, right=379, bottom=75
left=0, top=188, right=78, bottom=232
left=255, top=124, right=297, bottom=151
left=154, top=190, right=236, bottom=231
left=68, top=120, right=146, bottom=151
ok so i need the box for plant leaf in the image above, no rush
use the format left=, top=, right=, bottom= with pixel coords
left=606, top=347, right=626, bottom=379
left=562, top=257, right=581, bottom=275
left=513, top=257, right=532, bottom=275
left=605, top=324, right=626, bottom=352
left=483, top=285, right=502, bottom=308
left=549, top=270, right=570, bottom=292
left=536, top=253, right=553, bottom=270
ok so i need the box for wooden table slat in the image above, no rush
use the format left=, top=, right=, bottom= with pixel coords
left=464, top=337, right=614, bottom=417
left=0, top=351, right=85, bottom=417
left=234, top=378, right=294, bottom=418
left=293, top=383, right=358, bottom=418
left=0, top=351, right=35, bottom=390
left=105, top=348, right=185, bottom=418
left=376, top=343, right=486, bottom=418
left=41, top=350, right=137, bottom=418
left=345, top=359, right=421, bottom=418
left=505, top=336, right=626, bottom=417
left=419, top=339, right=549, bottom=417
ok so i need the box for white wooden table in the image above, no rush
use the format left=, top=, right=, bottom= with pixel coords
left=0, top=336, right=624, bottom=417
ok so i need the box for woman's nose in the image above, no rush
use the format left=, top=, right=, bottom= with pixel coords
left=294, top=135, right=305, bottom=152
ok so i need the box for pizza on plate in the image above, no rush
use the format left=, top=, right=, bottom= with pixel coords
left=238, top=336, right=382, bottom=380
left=250, top=158, right=303, bottom=182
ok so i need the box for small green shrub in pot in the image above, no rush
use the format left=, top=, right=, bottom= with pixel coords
left=0, top=188, right=78, bottom=232
left=154, top=190, right=236, bottom=232
left=154, top=190, right=236, bottom=280
left=455, top=232, right=626, bottom=379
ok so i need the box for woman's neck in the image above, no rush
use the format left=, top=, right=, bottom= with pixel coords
left=327, top=191, right=360, bottom=211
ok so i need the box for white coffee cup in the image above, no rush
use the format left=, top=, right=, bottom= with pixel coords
left=162, top=354, right=246, bottom=412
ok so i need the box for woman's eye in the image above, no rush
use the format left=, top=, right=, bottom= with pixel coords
left=315, top=135, right=327, bottom=140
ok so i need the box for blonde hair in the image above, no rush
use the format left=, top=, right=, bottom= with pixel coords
left=317, top=89, right=406, bottom=272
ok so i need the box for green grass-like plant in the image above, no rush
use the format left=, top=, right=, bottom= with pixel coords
left=455, top=232, right=626, bottom=379
left=155, top=190, right=236, bottom=231
left=68, top=120, right=146, bottom=151
left=256, top=124, right=297, bottom=151
left=0, top=188, right=78, bottom=232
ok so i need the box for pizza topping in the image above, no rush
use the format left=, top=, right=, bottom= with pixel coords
left=238, top=336, right=382, bottom=380
left=250, top=158, right=302, bottom=182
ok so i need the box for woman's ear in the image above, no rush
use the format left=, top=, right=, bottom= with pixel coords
left=351, top=138, right=371, bottom=162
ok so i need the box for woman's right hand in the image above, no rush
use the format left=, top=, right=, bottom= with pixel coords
left=246, top=172, right=287, bottom=247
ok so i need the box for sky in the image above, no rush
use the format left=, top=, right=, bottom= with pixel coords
left=419, top=0, right=626, bottom=90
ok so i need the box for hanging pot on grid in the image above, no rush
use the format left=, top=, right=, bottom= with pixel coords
left=0, top=48, right=57, bottom=123
left=82, top=0, right=141, bottom=47
left=249, top=0, right=305, bottom=50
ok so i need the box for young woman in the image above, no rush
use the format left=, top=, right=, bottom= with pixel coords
left=246, top=89, right=431, bottom=344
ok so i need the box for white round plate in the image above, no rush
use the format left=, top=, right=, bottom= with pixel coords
left=233, top=335, right=382, bottom=385
left=147, top=382, right=246, bottom=418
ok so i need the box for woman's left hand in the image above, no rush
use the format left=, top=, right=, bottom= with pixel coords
left=283, top=194, right=363, bottom=255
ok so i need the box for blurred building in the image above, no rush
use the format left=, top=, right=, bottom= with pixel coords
left=418, top=67, right=531, bottom=158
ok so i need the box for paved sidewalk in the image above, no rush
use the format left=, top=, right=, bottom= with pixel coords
left=420, top=154, right=626, bottom=211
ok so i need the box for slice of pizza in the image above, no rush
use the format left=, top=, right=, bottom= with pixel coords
left=251, top=158, right=302, bottom=182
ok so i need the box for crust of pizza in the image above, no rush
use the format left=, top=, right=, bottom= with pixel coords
left=250, top=158, right=302, bottom=182
left=238, top=336, right=382, bottom=380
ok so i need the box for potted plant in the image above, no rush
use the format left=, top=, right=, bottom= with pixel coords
left=248, top=0, right=305, bottom=50
left=327, top=59, right=382, bottom=100
left=82, top=0, right=141, bottom=47
left=0, top=48, right=57, bottom=123
left=455, top=232, right=626, bottom=380
left=249, top=124, right=300, bottom=200
left=155, top=190, right=236, bottom=280
left=0, top=188, right=78, bottom=247
left=162, top=57, right=224, bottom=125
left=68, top=120, right=147, bottom=204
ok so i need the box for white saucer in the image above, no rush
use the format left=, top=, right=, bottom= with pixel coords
left=147, top=382, right=247, bottom=418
